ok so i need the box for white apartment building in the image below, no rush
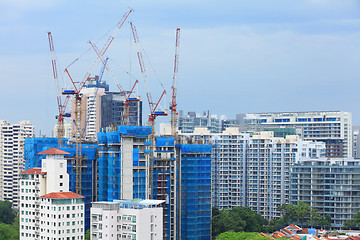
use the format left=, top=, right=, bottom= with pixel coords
left=0, top=120, right=34, bottom=208
left=91, top=199, right=165, bottom=240
left=39, top=192, right=85, bottom=240
left=20, top=148, right=84, bottom=240
left=53, top=121, right=72, bottom=139
left=160, top=125, right=326, bottom=219
left=70, top=84, right=106, bottom=142
left=243, top=111, right=352, bottom=158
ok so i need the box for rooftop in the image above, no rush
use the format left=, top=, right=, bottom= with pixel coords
left=41, top=192, right=84, bottom=199
left=20, top=168, right=46, bottom=175
left=38, top=148, right=70, bottom=155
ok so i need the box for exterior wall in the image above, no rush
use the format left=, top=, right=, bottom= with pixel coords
left=97, top=126, right=152, bottom=202
left=174, top=128, right=325, bottom=220
left=101, top=93, right=142, bottom=128
left=0, top=120, right=34, bottom=208
left=153, top=137, right=177, bottom=240
left=20, top=151, right=85, bottom=240
left=71, top=87, right=106, bottom=142
left=91, top=201, right=164, bottom=240
left=291, top=158, right=360, bottom=228
left=40, top=197, right=84, bottom=240
left=178, top=110, right=221, bottom=133
left=243, top=111, right=352, bottom=158
left=20, top=173, right=44, bottom=239
left=353, top=127, right=360, bottom=158
left=42, top=153, right=69, bottom=194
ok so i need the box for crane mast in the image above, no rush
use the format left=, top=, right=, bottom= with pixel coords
left=63, top=9, right=132, bottom=195
left=47, top=32, right=70, bottom=147
left=130, top=22, right=168, bottom=198
left=171, top=28, right=180, bottom=137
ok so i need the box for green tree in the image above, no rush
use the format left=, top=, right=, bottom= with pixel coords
left=85, top=229, right=91, bottom=240
left=307, top=208, right=321, bottom=228
left=295, top=202, right=311, bottom=227
left=0, top=217, right=19, bottom=240
left=344, top=212, right=360, bottom=230
left=278, top=203, right=296, bottom=225
left=0, top=201, right=16, bottom=224
left=212, top=207, right=268, bottom=237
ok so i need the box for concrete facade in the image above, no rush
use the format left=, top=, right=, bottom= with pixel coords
left=0, top=120, right=34, bottom=208
left=291, top=158, right=360, bottom=228
left=90, top=200, right=164, bottom=240
left=243, top=111, right=352, bottom=158
left=19, top=148, right=85, bottom=240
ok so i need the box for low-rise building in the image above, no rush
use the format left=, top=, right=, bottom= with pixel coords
left=90, top=199, right=165, bottom=240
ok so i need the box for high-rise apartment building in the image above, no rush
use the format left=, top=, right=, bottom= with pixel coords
left=97, top=126, right=152, bottom=201
left=70, top=78, right=107, bottom=142
left=291, top=158, right=360, bottom=228
left=20, top=148, right=84, bottom=240
left=178, top=110, right=221, bottom=133
left=101, top=92, right=142, bottom=128
left=153, top=137, right=212, bottom=240
left=0, top=120, right=34, bottom=208
left=243, top=111, right=352, bottom=158
left=90, top=199, right=165, bottom=240
left=160, top=125, right=325, bottom=220
left=353, top=126, right=360, bottom=158
left=70, top=77, right=142, bottom=142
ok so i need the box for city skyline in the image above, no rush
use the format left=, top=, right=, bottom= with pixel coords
left=1, top=0, right=359, bottom=135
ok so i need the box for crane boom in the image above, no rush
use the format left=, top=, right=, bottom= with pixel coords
left=129, top=22, right=154, bottom=113
left=130, top=21, right=169, bottom=199
left=62, top=9, right=132, bottom=195
left=47, top=32, right=70, bottom=147
left=171, top=28, right=180, bottom=136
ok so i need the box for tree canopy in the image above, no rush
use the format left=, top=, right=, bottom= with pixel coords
left=216, top=231, right=276, bottom=240
left=212, top=207, right=268, bottom=237
left=0, top=201, right=16, bottom=224
left=344, top=212, right=360, bottom=230
left=277, top=202, right=331, bottom=229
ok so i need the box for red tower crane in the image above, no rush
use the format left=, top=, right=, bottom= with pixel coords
left=62, top=9, right=132, bottom=195
left=171, top=28, right=180, bottom=137
left=130, top=22, right=167, bottom=198
left=47, top=32, right=71, bottom=147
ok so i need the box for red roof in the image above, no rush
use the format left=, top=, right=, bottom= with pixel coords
left=20, top=168, right=46, bottom=174
left=41, top=192, right=84, bottom=199
left=38, top=148, right=70, bottom=155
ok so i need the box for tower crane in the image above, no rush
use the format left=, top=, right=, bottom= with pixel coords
left=130, top=22, right=167, bottom=198
left=89, top=41, right=140, bottom=125
left=171, top=28, right=180, bottom=137
left=47, top=32, right=71, bottom=147
left=62, top=9, right=132, bottom=195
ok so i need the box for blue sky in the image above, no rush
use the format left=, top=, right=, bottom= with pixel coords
left=0, top=0, right=359, bottom=135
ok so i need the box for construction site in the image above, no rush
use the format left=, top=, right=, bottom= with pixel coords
left=24, top=9, right=212, bottom=240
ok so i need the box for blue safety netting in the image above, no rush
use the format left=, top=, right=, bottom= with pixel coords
left=118, top=125, right=152, bottom=137
left=156, top=137, right=174, bottom=147
left=97, top=126, right=151, bottom=203
left=179, top=144, right=212, bottom=240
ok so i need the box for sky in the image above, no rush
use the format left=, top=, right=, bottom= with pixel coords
left=0, top=0, right=359, bottom=135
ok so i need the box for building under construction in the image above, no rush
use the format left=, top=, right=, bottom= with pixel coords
left=24, top=137, right=99, bottom=231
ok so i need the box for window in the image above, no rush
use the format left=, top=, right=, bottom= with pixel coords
left=60, top=175, right=63, bottom=179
